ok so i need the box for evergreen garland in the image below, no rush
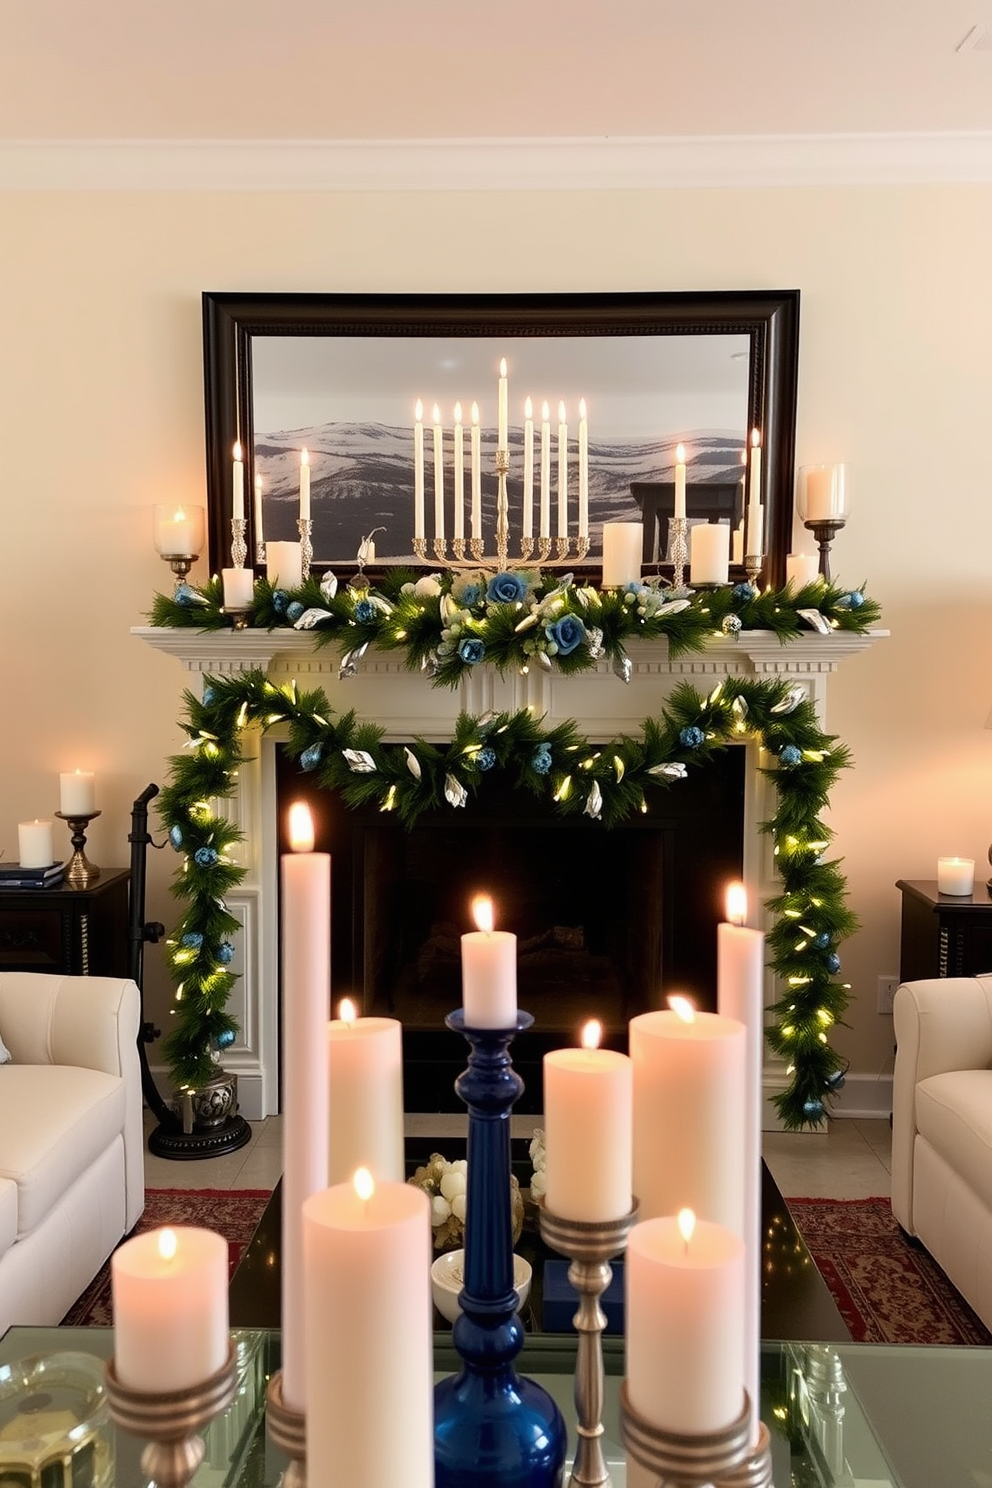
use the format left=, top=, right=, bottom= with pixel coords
left=158, top=661, right=860, bottom=1129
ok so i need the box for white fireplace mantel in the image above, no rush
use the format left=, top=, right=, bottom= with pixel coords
left=134, top=625, right=886, bottom=1122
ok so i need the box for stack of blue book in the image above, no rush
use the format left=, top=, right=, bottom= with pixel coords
left=0, top=862, right=65, bottom=890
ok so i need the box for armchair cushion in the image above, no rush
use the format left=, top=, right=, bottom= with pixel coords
left=0, top=1179, right=16, bottom=1261
left=915, top=1069, right=992, bottom=1215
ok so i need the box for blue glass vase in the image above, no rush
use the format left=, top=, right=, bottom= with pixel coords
left=433, top=1010, right=567, bottom=1488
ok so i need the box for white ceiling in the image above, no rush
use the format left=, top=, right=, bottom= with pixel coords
left=2, top=0, right=992, bottom=142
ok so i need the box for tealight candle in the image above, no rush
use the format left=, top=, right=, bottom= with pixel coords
left=59, top=770, right=96, bottom=816
left=461, top=895, right=516, bottom=1028
left=327, top=1000, right=405, bottom=1185
left=937, top=857, right=975, bottom=896
left=543, top=1020, right=632, bottom=1221
left=111, top=1225, right=228, bottom=1392
left=17, top=819, right=54, bottom=868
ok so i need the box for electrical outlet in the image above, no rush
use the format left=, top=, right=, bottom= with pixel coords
left=877, top=975, right=899, bottom=1015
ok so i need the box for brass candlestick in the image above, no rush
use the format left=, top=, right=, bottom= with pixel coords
left=539, top=1200, right=638, bottom=1488
left=104, top=1344, right=237, bottom=1488
left=266, top=1370, right=306, bottom=1488
left=620, top=1384, right=772, bottom=1488
left=54, top=809, right=101, bottom=888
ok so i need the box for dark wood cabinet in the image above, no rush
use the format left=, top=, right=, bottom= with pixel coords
left=0, top=868, right=130, bottom=978
left=897, top=879, right=992, bottom=982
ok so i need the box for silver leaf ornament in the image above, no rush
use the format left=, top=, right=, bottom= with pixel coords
left=444, top=773, right=468, bottom=809
left=584, top=780, right=603, bottom=819
left=586, top=626, right=604, bottom=659
left=404, top=747, right=422, bottom=780
left=612, top=654, right=632, bottom=684
left=770, top=684, right=809, bottom=715
left=319, top=571, right=339, bottom=600
left=648, top=761, right=688, bottom=779
left=797, top=608, right=832, bottom=635
left=293, top=607, right=332, bottom=631
left=342, top=749, right=377, bottom=773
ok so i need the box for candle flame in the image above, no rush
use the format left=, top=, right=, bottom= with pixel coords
left=471, top=895, right=495, bottom=934
left=668, top=994, right=696, bottom=1024
left=339, top=997, right=357, bottom=1025
left=751, top=427, right=761, bottom=448
left=454, top=401, right=462, bottom=423
left=301, top=447, right=309, bottom=467
left=499, top=356, right=507, bottom=377
left=172, top=506, right=186, bottom=522
left=581, top=1019, right=603, bottom=1051
left=471, top=401, right=479, bottom=424
left=525, top=395, right=533, bottom=419
left=415, top=398, right=423, bottom=421
left=158, top=1227, right=178, bottom=1261
left=726, top=883, right=747, bottom=926
left=676, top=442, right=686, bottom=463
left=677, top=1208, right=696, bottom=1246
left=542, top=399, right=550, bottom=421
left=579, top=397, right=587, bottom=419
left=433, top=403, right=441, bottom=424
left=233, top=441, right=242, bottom=462
left=288, top=801, right=315, bottom=853
left=558, top=399, right=567, bottom=423
left=354, top=1167, right=375, bottom=1202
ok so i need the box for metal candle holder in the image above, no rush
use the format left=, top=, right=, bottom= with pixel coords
left=433, top=1009, right=567, bottom=1488
left=104, top=1344, right=237, bottom=1488
left=265, top=1369, right=307, bottom=1488
left=669, top=516, right=688, bottom=591
left=744, top=552, right=763, bottom=588
left=620, top=1384, right=773, bottom=1488
left=230, top=516, right=248, bottom=570
left=538, top=1200, right=638, bottom=1488
left=803, top=517, right=845, bottom=582
left=160, top=553, right=199, bottom=595
left=297, top=517, right=313, bottom=579
left=54, top=809, right=101, bottom=888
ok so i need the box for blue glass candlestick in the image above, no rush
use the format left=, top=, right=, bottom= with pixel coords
left=434, top=1009, right=567, bottom=1488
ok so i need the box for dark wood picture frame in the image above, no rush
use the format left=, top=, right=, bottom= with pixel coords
left=202, top=289, right=800, bottom=588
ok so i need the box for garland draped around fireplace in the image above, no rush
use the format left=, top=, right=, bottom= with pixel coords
left=158, top=659, right=861, bottom=1130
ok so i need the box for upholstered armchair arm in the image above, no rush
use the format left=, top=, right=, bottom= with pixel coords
left=891, top=975, right=992, bottom=1233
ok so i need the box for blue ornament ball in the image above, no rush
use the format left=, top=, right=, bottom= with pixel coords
left=678, top=725, right=706, bottom=749
left=803, top=1098, right=825, bottom=1121
left=300, top=743, right=323, bottom=772
left=193, top=846, right=219, bottom=868
left=286, top=601, right=305, bottom=623
left=813, top=931, right=831, bottom=950
left=826, top=952, right=841, bottom=973
left=174, top=583, right=197, bottom=606
left=217, top=941, right=235, bottom=965
left=354, top=598, right=376, bottom=623
left=731, top=582, right=756, bottom=602
left=215, top=1029, right=236, bottom=1050
left=825, top=1068, right=847, bottom=1091
left=847, top=590, right=866, bottom=608
left=779, top=744, right=802, bottom=766
left=272, top=589, right=289, bottom=614
left=169, top=825, right=184, bottom=851
left=180, top=932, right=204, bottom=949
left=476, top=746, right=497, bottom=772
left=532, top=743, right=553, bottom=776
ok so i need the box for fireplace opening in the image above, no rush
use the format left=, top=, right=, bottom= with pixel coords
left=277, top=745, right=745, bottom=1111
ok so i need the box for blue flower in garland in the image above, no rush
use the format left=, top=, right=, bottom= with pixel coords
left=299, top=743, right=323, bottom=772
left=452, top=575, right=484, bottom=607
left=545, top=614, right=586, bottom=656
left=732, top=582, right=757, bottom=602
left=169, top=824, right=184, bottom=851
left=486, top=571, right=528, bottom=605
left=678, top=725, right=706, bottom=749
left=458, top=637, right=486, bottom=665
left=272, top=589, right=289, bottom=614
left=532, top=743, right=553, bottom=775
left=180, top=932, right=204, bottom=950
left=476, top=747, right=497, bottom=771
left=193, top=846, right=219, bottom=868
left=217, top=941, right=235, bottom=965
left=779, top=744, right=802, bottom=766
left=826, top=952, right=841, bottom=974
left=286, top=601, right=304, bottom=623
left=353, top=598, right=376, bottom=624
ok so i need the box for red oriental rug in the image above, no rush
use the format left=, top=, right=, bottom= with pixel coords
left=787, top=1195, right=992, bottom=1345
left=60, top=1187, right=272, bottom=1327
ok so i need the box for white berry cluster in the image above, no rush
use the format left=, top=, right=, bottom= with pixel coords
left=408, top=1151, right=525, bottom=1251
left=528, top=1128, right=547, bottom=1202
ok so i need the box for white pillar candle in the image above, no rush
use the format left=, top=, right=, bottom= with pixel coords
left=523, top=396, right=534, bottom=540
left=786, top=552, right=820, bottom=586
left=557, top=400, right=569, bottom=538
left=232, top=442, right=245, bottom=521
left=578, top=398, right=589, bottom=539
left=453, top=402, right=465, bottom=541
left=674, top=442, right=687, bottom=519
left=498, top=356, right=508, bottom=448
left=328, top=1002, right=405, bottom=1186
left=630, top=1002, right=746, bottom=1232
left=413, top=400, right=425, bottom=541
left=601, top=522, right=643, bottom=588
left=304, top=1175, right=434, bottom=1488
left=543, top=1020, right=632, bottom=1222
left=153, top=503, right=205, bottom=557
left=111, top=1225, right=228, bottom=1393
left=461, top=894, right=517, bottom=1028
left=266, top=540, right=303, bottom=591
left=18, top=819, right=54, bottom=868
left=689, top=522, right=730, bottom=585
left=222, top=567, right=255, bottom=609
left=540, top=401, right=551, bottom=539
left=717, top=885, right=766, bottom=1447
left=627, top=1211, right=745, bottom=1435
left=470, top=402, right=481, bottom=540
left=432, top=404, right=445, bottom=540
left=937, top=857, right=975, bottom=895
left=280, top=802, right=331, bottom=1413
left=803, top=463, right=847, bottom=522
left=299, top=448, right=311, bottom=521
left=59, top=769, right=96, bottom=816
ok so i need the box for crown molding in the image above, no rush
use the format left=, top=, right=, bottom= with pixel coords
left=3, top=132, right=992, bottom=192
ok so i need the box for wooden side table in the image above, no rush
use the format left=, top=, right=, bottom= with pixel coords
left=896, top=879, right=992, bottom=982
left=0, top=868, right=130, bottom=978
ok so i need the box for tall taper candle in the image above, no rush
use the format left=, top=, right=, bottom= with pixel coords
left=674, top=442, right=686, bottom=519
left=413, top=400, right=425, bottom=541
left=498, top=356, right=508, bottom=448
left=280, top=802, right=330, bottom=1413
left=453, top=402, right=465, bottom=541
left=746, top=429, right=763, bottom=558
left=578, top=397, right=589, bottom=539
left=557, top=400, right=568, bottom=538
left=232, top=441, right=245, bottom=521
left=433, top=404, right=445, bottom=541
left=299, top=448, right=310, bottom=521
left=540, top=400, right=551, bottom=539
left=461, top=894, right=517, bottom=1028
left=471, top=401, right=482, bottom=540
left=523, top=396, right=534, bottom=539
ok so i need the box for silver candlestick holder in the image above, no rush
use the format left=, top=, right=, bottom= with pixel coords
left=744, top=551, right=763, bottom=588
left=620, top=1384, right=773, bottom=1488
left=54, top=809, right=101, bottom=888
left=669, top=516, right=689, bottom=591
left=230, top=517, right=248, bottom=570
left=298, top=518, right=313, bottom=580
left=159, top=552, right=199, bottom=595
left=539, top=1200, right=639, bottom=1488
left=266, top=1369, right=307, bottom=1487
left=104, top=1344, right=237, bottom=1488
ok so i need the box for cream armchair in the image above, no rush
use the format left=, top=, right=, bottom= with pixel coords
left=892, top=974, right=992, bottom=1329
left=0, top=972, right=144, bottom=1331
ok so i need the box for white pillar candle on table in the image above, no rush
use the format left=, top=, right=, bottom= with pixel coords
left=266, top=540, right=303, bottom=591
left=627, top=1211, right=745, bottom=1435
left=539, top=401, right=551, bottom=539
left=453, top=402, right=465, bottom=541
left=232, top=441, right=245, bottom=521
left=523, top=396, right=534, bottom=540
left=674, top=442, right=687, bottom=519
left=299, top=448, right=310, bottom=521
left=786, top=552, right=820, bottom=586
left=543, top=1020, right=632, bottom=1222
left=937, top=857, right=975, bottom=895
left=498, top=356, right=508, bottom=448
left=153, top=503, right=205, bottom=557
left=432, top=404, right=445, bottom=541
left=304, top=1174, right=433, bottom=1488
left=59, top=769, right=96, bottom=816
left=601, top=522, right=643, bottom=588
left=111, top=1225, right=228, bottom=1393
left=18, top=819, right=54, bottom=868
left=578, top=398, right=589, bottom=539
left=630, top=1001, right=746, bottom=1232
left=413, top=400, right=425, bottom=540
left=689, top=522, right=730, bottom=585
left=328, top=1000, right=405, bottom=1185
left=222, top=567, right=254, bottom=609
left=461, top=894, right=516, bottom=1028
left=717, top=884, right=766, bottom=1447
left=279, top=802, right=331, bottom=1413
left=557, top=400, right=569, bottom=538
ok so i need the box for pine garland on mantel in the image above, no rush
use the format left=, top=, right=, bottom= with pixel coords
left=155, top=564, right=877, bottom=1129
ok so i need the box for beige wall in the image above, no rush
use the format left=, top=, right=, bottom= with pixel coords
left=2, top=183, right=989, bottom=1098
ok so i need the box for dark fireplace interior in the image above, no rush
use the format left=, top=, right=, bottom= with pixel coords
left=277, top=745, right=745, bottom=1112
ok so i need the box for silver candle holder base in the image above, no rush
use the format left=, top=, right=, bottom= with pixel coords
left=266, top=1369, right=307, bottom=1487
left=743, top=553, right=763, bottom=588
left=230, top=516, right=248, bottom=570
left=298, top=518, right=313, bottom=579
left=620, top=1384, right=772, bottom=1488
left=669, top=516, right=689, bottom=591
left=539, top=1200, right=638, bottom=1488
left=104, top=1343, right=237, bottom=1488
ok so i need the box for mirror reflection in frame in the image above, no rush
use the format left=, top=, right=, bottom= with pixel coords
left=202, top=290, right=799, bottom=589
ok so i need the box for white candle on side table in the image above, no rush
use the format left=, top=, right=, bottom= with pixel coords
left=18, top=819, right=54, bottom=868
left=461, top=894, right=516, bottom=1028
left=279, top=801, right=331, bottom=1413
left=543, top=1020, right=632, bottom=1222
left=786, top=552, right=820, bottom=586
left=60, top=770, right=96, bottom=815
left=937, top=857, right=975, bottom=895
left=111, top=1225, right=228, bottom=1393
left=328, top=999, right=405, bottom=1185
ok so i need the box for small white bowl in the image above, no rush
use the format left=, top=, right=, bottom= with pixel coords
left=431, top=1247, right=532, bottom=1324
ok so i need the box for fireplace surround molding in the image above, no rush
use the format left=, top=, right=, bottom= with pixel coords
left=135, top=626, right=885, bottom=1125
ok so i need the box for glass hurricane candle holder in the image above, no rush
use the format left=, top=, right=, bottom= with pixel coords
left=153, top=504, right=206, bottom=593
left=797, top=465, right=848, bottom=581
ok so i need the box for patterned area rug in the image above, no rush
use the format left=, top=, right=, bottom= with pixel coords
left=787, top=1195, right=992, bottom=1344
left=60, top=1188, right=272, bottom=1327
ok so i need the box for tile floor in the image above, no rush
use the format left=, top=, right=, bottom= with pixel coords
left=144, top=1109, right=892, bottom=1201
